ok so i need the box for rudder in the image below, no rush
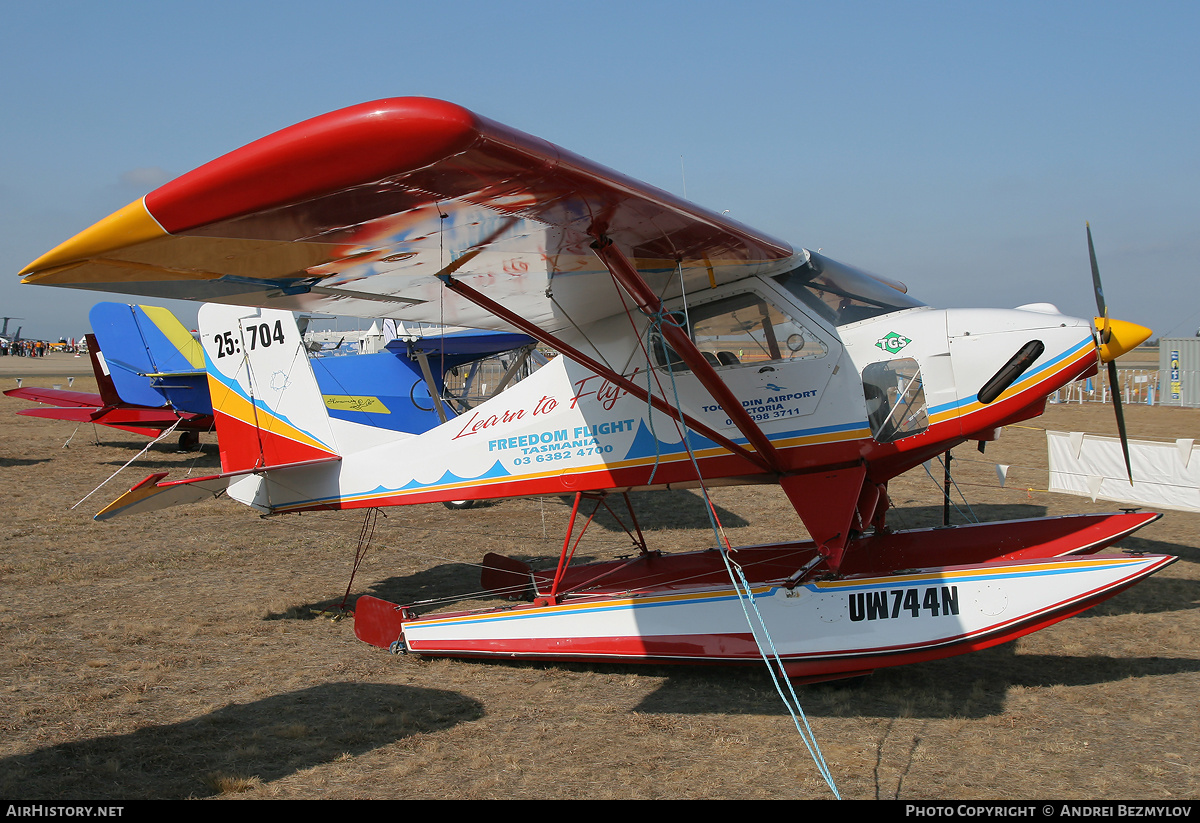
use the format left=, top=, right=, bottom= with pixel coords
left=199, top=304, right=339, bottom=473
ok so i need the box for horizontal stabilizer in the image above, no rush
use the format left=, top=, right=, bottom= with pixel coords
left=94, top=471, right=228, bottom=521
left=12, top=401, right=210, bottom=436
left=94, top=455, right=341, bottom=521
left=4, top=386, right=104, bottom=408
left=15, top=406, right=164, bottom=437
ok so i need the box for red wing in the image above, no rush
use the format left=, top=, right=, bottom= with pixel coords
left=22, top=98, right=797, bottom=333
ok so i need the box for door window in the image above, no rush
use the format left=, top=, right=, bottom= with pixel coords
left=862, top=358, right=929, bottom=442
left=651, top=290, right=828, bottom=371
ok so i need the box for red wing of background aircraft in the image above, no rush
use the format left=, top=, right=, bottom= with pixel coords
left=5, top=334, right=213, bottom=442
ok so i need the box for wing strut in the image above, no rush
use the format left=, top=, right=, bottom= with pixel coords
left=436, top=275, right=773, bottom=473
left=590, top=237, right=785, bottom=474
left=413, top=350, right=449, bottom=423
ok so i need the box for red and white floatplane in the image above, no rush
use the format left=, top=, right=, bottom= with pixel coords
left=19, top=97, right=1171, bottom=682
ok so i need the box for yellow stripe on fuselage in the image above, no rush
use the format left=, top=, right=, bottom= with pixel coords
left=207, top=373, right=335, bottom=454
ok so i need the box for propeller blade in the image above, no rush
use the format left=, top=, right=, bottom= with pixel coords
left=1089, top=225, right=1134, bottom=482
left=1108, top=360, right=1133, bottom=482
left=1087, top=223, right=1111, bottom=343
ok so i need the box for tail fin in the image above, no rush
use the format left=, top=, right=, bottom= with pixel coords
left=85, top=333, right=125, bottom=408
left=132, top=304, right=205, bottom=373
left=89, top=302, right=210, bottom=413
left=199, top=303, right=340, bottom=473
left=128, top=304, right=211, bottom=414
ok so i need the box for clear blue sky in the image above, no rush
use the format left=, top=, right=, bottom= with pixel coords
left=3, top=0, right=1197, bottom=341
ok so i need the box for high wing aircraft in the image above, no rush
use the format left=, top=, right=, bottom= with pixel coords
left=307, top=324, right=539, bottom=434
left=9, top=299, right=536, bottom=451
left=19, top=97, right=1169, bottom=683
left=88, top=300, right=535, bottom=436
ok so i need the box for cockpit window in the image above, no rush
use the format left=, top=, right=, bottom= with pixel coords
left=651, top=289, right=828, bottom=371
left=774, top=251, right=925, bottom=327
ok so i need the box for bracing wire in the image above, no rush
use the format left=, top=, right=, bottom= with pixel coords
left=71, top=418, right=183, bottom=509
left=628, top=288, right=840, bottom=799
left=924, top=454, right=979, bottom=523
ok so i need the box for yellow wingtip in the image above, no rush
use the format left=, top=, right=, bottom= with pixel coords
left=19, top=198, right=167, bottom=279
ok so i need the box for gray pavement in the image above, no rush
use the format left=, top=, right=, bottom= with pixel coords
left=0, top=352, right=95, bottom=379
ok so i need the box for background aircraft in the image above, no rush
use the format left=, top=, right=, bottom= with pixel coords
left=8, top=300, right=537, bottom=449
left=4, top=333, right=213, bottom=444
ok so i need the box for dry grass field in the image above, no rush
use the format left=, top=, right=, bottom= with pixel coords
left=2, top=354, right=1198, bottom=800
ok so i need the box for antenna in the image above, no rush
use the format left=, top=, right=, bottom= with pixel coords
left=680, top=155, right=687, bottom=199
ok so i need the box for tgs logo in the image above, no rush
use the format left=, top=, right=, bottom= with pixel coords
left=875, top=331, right=912, bottom=354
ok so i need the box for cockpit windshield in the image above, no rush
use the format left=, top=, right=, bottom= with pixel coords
left=774, top=251, right=925, bottom=327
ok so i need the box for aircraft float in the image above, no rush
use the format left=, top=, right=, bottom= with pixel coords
left=18, top=98, right=1169, bottom=683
